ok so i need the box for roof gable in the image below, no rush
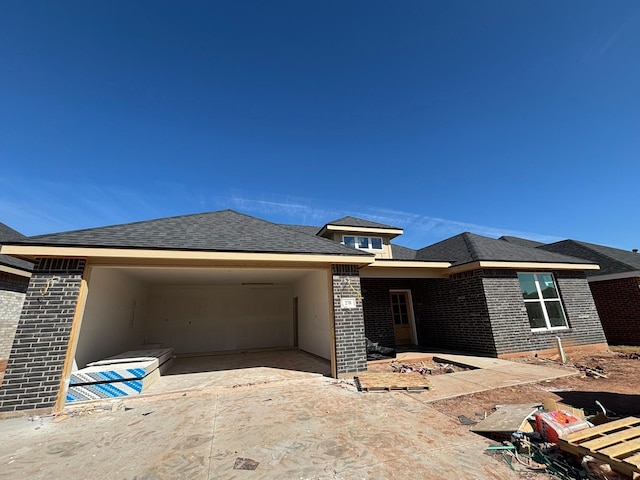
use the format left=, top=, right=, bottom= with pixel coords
left=417, top=232, right=595, bottom=266
left=12, top=210, right=372, bottom=257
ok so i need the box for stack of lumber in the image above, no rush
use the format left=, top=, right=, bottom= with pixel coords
left=67, top=348, right=174, bottom=403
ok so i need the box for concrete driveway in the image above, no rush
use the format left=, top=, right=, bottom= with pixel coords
left=0, top=375, right=523, bottom=480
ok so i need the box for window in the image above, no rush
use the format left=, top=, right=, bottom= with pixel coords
left=342, top=235, right=383, bottom=251
left=517, top=273, right=568, bottom=330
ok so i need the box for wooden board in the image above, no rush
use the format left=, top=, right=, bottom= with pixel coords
left=471, top=404, right=540, bottom=435
left=558, top=417, right=640, bottom=478
left=354, top=372, right=432, bottom=392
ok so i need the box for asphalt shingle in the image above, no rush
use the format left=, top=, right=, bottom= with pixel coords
left=0, top=222, right=33, bottom=272
left=499, top=236, right=545, bottom=248
left=389, top=244, right=418, bottom=260
left=540, top=240, right=640, bottom=276
left=416, top=232, right=595, bottom=266
left=11, top=210, right=372, bottom=257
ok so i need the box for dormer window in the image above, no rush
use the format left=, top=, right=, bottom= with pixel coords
left=343, top=235, right=383, bottom=251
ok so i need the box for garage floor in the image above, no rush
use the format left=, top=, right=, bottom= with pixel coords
left=143, top=348, right=331, bottom=395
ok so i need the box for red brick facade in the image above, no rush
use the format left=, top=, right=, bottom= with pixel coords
left=588, top=276, right=640, bottom=345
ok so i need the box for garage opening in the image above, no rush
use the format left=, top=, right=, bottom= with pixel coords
left=69, top=266, right=333, bottom=401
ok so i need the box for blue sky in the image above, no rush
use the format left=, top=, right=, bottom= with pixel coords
left=1, top=1, right=639, bottom=250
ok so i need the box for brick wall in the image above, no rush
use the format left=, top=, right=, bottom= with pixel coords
left=414, top=271, right=498, bottom=355
left=360, top=278, right=418, bottom=347
left=0, top=272, right=30, bottom=361
left=483, top=270, right=532, bottom=354
left=484, top=269, right=607, bottom=355
left=362, top=269, right=607, bottom=357
left=0, top=258, right=86, bottom=412
left=589, top=276, right=640, bottom=345
left=332, top=265, right=367, bottom=374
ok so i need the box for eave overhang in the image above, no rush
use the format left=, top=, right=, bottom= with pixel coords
left=0, top=264, right=32, bottom=278
left=318, top=224, right=404, bottom=239
left=446, top=260, right=600, bottom=275
left=365, top=260, right=450, bottom=269
left=0, top=244, right=375, bottom=266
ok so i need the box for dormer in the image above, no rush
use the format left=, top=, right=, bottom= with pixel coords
left=318, top=216, right=404, bottom=259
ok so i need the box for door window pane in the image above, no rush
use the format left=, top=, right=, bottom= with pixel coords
left=517, top=273, right=539, bottom=299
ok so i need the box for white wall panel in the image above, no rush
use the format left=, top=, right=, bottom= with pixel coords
left=75, top=268, right=149, bottom=368
left=292, top=270, right=331, bottom=359
left=145, top=285, right=293, bottom=354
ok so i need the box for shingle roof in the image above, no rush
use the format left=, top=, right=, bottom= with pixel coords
left=390, top=244, right=418, bottom=260
left=325, top=216, right=401, bottom=230
left=11, top=210, right=372, bottom=257
left=0, top=223, right=26, bottom=242
left=499, top=236, right=545, bottom=248
left=279, top=224, right=322, bottom=236
left=0, top=222, right=33, bottom=272
left=416, top=232, right=596, bottom=266
left=539, top=240, right=640, bottom=276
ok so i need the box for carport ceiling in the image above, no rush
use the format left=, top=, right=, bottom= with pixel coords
left=104, top=267, right=321, bottom=286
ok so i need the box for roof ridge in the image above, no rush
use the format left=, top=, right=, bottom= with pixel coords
left=461, top=232, right=482, bottom=261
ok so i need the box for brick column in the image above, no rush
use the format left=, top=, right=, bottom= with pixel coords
left=332, top=265, right=367, bottom=374
left=0, top=258, right=86, bottom=413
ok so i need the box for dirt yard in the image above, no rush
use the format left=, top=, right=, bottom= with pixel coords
left=429, top=346, right=640, bottom=423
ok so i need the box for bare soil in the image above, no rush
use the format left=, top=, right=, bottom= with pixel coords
left=430, top=347, right=640, bottom=422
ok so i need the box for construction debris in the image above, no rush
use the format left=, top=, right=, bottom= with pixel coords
left=618, top=352, right=640, bottom=360
left=365, top=338, right=396, bottom=360
left=389, top=360, right=468, bottom=376
left=471, top=404, right=540, bottom=437
left=471, top=399, right=640, bottom=479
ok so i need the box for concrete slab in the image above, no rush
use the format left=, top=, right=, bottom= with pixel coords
left=143, top=349, right=331, bottom=395
left=363, top=351, right=579, bottom=402
left=0, top=377, right=522, bottom=480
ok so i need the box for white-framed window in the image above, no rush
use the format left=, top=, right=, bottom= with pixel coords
left=517, top=272, right=569, bottom=331
left=342, top=235, right=383, bottom=251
